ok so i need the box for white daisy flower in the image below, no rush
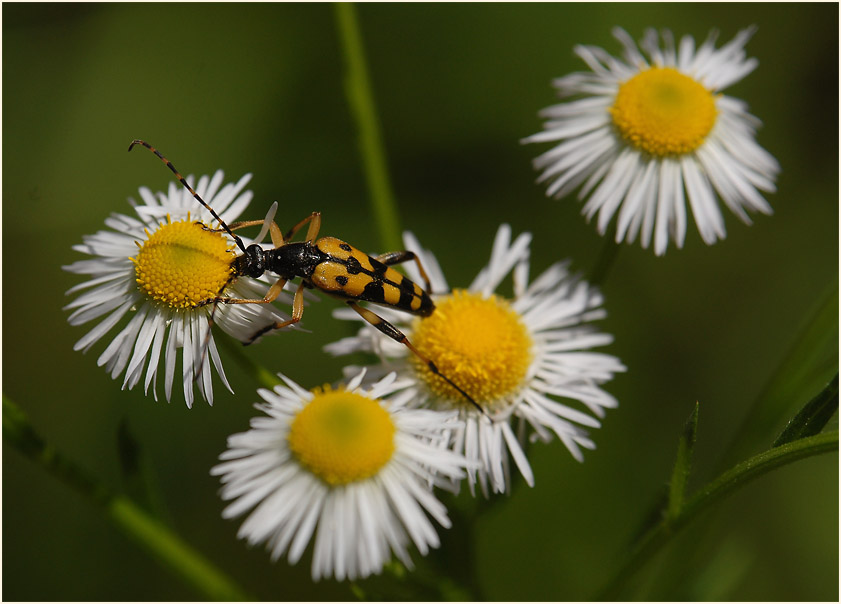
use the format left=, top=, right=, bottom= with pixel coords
left=63, top=171, right=292, bottom=407
left=211, top=370, right=470, bottom=581
left=325, top=225, right=626, bottom=496
left=523, top=26, right=780, bottom=255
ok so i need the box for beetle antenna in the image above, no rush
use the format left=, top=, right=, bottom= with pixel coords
left=128, top=139, right=247, bottom=253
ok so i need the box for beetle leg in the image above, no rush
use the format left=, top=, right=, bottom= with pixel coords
left=192, top=274, right=284, bottom=379
left=346, top=301, right=484, bottom=415
left=195, top=276, right=288, bottom=308
left=283, top=211, right=322, bottom=243
left=373, top=250, right=433, bottom=293
left=244, top=281, right=307, bottom=344
left=207, top=202, right=285, bottom=247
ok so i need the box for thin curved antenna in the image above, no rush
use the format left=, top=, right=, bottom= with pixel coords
left=128, top=139, right=247, bottom=253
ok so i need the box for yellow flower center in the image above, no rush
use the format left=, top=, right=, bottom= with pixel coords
left=132, top=217, right=235, bottom=309
left=410, top=289, right=533, bottom=408
left=610, top=67, right=718, bottom=157
left=287, top=387, right=396, bottom=485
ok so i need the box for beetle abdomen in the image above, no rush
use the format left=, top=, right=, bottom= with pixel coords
left=311, top=237, right=434, bottom=316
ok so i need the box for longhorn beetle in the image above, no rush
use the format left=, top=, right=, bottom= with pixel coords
left=127, top=140, right=483, bottom=413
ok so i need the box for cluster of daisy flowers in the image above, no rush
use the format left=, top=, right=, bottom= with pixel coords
left=64, top=167, right=623, bottom=577
left=326, top=225, right=625, bottom=496
left=207, top=221, right=625, bottom=579
left=63, top=24, right=777, bottom=583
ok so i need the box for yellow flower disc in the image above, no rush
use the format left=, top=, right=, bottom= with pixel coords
left=288, top=388, right=396, bottom=485
left=410, top=289, right=533, bottom=408
left=132, top=218, right=235, bottom=308
left=610, top=67, right=718, bottom=157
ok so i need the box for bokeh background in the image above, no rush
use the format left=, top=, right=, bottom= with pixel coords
left=3, top=3, right=838, bottom=601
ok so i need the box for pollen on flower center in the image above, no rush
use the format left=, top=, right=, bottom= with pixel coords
left=410, top=289, right=533, bottom=408
left=610, top=67, right=718, bottom=157
left=287, top=388, right=396, bottom=485
left=132, top=217, right=235, bottom=309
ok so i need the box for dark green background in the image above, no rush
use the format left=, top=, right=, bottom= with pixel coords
left=3, top=3, right=837, bottom=601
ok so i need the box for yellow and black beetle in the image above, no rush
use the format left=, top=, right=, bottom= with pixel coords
left=128, top=140, right=481, bottom=412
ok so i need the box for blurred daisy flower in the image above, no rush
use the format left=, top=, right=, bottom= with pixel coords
left=326, top=225, right=625, bottom=495
left=524, top=27, right=780, bottom=255
left=211, top=370, right=470, bottom=581
left=63, top=171, right=291, bottom=407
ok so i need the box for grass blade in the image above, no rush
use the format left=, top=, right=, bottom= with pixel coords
left=3, top=395, right=253, bottom=601
left=334, top=2, right=402, bottom=252
left=721, top=283, right=838, bottom=465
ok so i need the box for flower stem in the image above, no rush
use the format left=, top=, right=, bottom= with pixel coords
left=595, top=430, right=838, bottom=600
left=3, top=395, right=254, bottom=602
left=334, top=2, right=402, bottom=252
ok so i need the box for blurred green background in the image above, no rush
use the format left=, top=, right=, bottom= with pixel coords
left=3, top=3, right=838, bottom=601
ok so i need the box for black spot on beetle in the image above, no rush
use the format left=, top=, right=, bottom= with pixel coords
left=345, top=257, right=362, bottom=274
left=398, top=283, right=417, bottom=307
left=399, top=276, right=415, bottom=293
left=335, top=275, right=349, bottom=287
left=369, top=256, right=389, bottom=276
left=362, top=280, right=386, bottom=303
left=339, top=243, right=352, bottom=252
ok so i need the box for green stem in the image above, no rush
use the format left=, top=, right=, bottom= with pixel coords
left=3, top=396, right=253, bottom=602
left=682, top=431, right=837, bottom=521
left=106, top=497, right=251, bottom=601
left=596, top=430, right=838, bottom=600
left=334, top=2, right=402, bottom=252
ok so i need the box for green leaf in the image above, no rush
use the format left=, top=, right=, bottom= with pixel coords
left=596, top=430, right=838, bottom=600
left=721, top=282, right=838, bottom=465
left=772, top=374, right=838, bottom=447
left=667, top=402, right=700, bottom=521
left=628, top=402, right=700, bottom=549
left=684, top=536, right=753, bottom=600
